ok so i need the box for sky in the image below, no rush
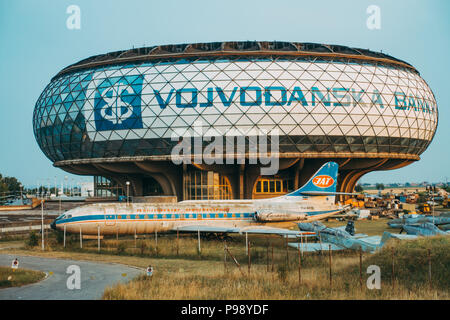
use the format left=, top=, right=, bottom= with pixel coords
left=0, top=0, right=449, bottom=188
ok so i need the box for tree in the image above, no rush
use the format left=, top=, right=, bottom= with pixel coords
left=355, top=184, right=364, bottom=192
left=27, top=231, right=39, bottom=247
left=0, top=174, right=22, bottom=193
left=0, top=174, right=8, bottom=193
left=2, top=176, right=21, bottom=192
left=376, top=183, right=385, bottom=190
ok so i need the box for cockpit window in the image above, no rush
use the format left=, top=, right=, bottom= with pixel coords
left=56, top=214, right=66, bottom=221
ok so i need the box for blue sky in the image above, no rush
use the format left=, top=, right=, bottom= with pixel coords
left=0, top=0, right=448, bottom=187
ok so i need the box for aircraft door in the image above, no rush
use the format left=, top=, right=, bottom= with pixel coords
left=104, top=206, right=116, bottom=226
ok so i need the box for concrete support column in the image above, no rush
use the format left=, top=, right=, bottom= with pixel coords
left=239, top=164, right=245, bottom=200
left=182, top=164, right=187, bottom=201
left=294, top=159, right=305, bottom=190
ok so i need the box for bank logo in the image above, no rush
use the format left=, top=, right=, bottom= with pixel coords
left=94, top=75, right=144, bottom=131
left=312, top=175, right=334, bottom=188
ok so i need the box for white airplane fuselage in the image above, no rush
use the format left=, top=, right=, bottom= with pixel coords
left=52, top=195, right=342, bottom=235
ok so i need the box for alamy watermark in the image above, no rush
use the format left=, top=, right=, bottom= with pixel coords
left=66, top=265, right=81, bottom=290
left=66, top=5, right=81, bottom=30
left=366, top=265, right=381, bottom=289
left=366, top=5, right=381, bottom=30
left=170, top=121, right=280, bottom=175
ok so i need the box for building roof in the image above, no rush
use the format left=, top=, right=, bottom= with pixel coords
left=53, top=41, right=417, bottom=80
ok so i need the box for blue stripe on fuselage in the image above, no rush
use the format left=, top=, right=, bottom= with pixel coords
left=55, top=210, right=337, bottom=225
left=55, top=212, right=256, bottom=225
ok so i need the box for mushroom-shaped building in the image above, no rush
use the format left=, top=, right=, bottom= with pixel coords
left=33, top=41, right=438, bottom=201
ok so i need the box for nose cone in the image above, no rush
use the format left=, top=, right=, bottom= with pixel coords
left=50, top=220, right=57, bottom=230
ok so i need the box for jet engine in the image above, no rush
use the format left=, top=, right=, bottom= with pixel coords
left=254, top=209, right=307, bottom=222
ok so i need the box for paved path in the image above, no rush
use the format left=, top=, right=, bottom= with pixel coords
left=0, top=254, right=142, bottom=300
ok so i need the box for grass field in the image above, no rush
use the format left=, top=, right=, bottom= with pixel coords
left=0, top=266, right=46, bottom=288
left=3, top=218, right=449, bottom=299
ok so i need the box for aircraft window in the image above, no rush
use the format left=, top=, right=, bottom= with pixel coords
left=67, top=214, right=72, bottom=219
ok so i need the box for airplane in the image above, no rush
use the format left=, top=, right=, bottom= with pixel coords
left=50, top=161, right=352, bottom=238
left=387, top=215, right=450, bottom=229
left=289, top=221, right=417, bottom=253
left=401, top=222, right=450, bottom=237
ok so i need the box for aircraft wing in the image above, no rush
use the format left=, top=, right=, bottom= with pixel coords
left=172, top=225, right=315, bottom=237
left=288, top=242, right=344, bottom=252
left=174, top=225, right=241, bottom=233
left=357, top=235, right=382, bottom=245
left=353, top=233, right=369, bottom=238
left=386, top=233, right=419, bottom=240
left=238, top=226, right=316, bottom=237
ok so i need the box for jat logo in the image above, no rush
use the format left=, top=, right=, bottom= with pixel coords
left=94, top=75, right=144, bottom=131
left=312, top=175, right=334, bottom=188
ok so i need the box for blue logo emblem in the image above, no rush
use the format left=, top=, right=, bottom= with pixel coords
left=94, top=75, right=144, bottom=131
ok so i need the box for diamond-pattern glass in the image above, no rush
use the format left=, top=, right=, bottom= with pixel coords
left=33, top=56, right=438, bottom=162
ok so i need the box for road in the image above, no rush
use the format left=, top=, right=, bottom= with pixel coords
left=0, top=254, right=142, bottom=300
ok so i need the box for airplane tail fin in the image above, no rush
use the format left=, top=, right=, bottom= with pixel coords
left=379, top=231, right=393, bottom=248
left=285, top=162, right=338, bottom=197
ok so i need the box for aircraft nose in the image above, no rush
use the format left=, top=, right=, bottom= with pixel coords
left=50, top=220, right=56, bottom=230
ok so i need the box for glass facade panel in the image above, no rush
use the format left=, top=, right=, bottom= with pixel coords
left=93, top=176, right=124, bottom=198
left=255, top=177, right=294, bottom=195
left=33, top=54, right=437, bottom=164
left=183, top=169, right=232, bottom=200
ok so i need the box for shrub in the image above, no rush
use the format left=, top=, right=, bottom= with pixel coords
left=117, top=242, right=127, bottom=255
left=27, top=231, right=38, bottom=247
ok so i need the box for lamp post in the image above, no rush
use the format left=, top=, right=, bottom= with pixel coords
left=41, top=200, right=44, bottom=250
left=54, top=176, right=57, bottom=198
left=126, top=181, right=130, bottom=206
left=19, top=184, right=23, bottom=204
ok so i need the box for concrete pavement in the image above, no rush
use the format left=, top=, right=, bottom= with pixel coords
left=0, top=254, right=142, bottom=300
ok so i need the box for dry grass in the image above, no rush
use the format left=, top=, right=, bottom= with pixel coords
left=0, top=266, right=46, bottom=288
left=102, top=249, right=449, bottom=300
left=4, top=218, right=450, bottom=299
